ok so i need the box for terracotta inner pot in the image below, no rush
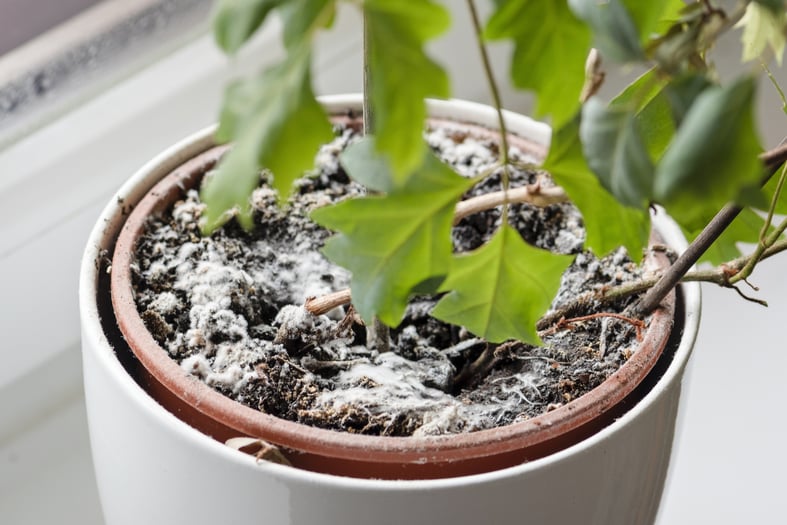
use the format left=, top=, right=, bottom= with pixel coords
left=109, top=115, right=676, bottom=480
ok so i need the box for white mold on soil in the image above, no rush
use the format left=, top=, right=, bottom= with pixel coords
left=132, top=121, right=646, bottom=436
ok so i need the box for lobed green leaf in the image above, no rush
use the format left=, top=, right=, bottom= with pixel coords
left=485, top=0, right=590, bottom=127
left=432, top=225, right=573, bottom=345
left=736, top=1, right=786, bottom=66
left=202, top=46, right=333, bottom=233
left=311, top=151, right=473, bottom=326
left=543, top=116, right=649, bottom=261
left=363, top=0, right=451, bottom=181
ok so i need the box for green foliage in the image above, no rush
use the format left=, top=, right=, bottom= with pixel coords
left=625, top=0, right=687, bottom=42
left=568, top=0, right=686, bottom=62
left=654, top=77, right=764, bottom=230
left=338, top=138, right=395, bottom=193
left=569, top=0, right=643, bottom=62
left=754, top=0, right=786, bottom=15
left=662, top=73, right=714, bottom=126
left=362, top=0, right=450, bottom=180
left=205, top=0, right=787, bottom=346
left=736, top=1, right=786, bottom=65
left=543, top=117, right=649, bottom=261
left=278, top=0, right=336, bottom=49
left=608, top=69, right=675, bottom=162
left=580, top=98, right=654, bottom=208
left=485, top=0, right=590, bottom=126
left=213, top=0, right=282, bottom=53
left=202, top=45, right=333, bottom=232
left=311, top=149, right=473, bottom=326
left=432, top=225, right=573, bottom=345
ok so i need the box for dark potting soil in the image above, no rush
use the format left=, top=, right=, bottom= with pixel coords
left=131, top=120, right=652, bottom=437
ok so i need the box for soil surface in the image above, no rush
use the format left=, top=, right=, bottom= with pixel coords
left=131, top=119, right=651, bottom=437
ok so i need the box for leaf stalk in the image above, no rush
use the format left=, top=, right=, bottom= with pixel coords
left=466, top=0, right=512, bottom=220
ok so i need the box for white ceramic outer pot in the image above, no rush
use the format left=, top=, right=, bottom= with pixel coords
left=80, top=95, right=701, bottom=525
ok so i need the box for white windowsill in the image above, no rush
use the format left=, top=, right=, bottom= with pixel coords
left=0, top=11, right=362, bottom=521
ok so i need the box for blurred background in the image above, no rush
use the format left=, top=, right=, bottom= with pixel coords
left=0, top=1, right=784, bottom=522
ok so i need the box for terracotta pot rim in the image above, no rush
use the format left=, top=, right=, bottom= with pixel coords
left=109, top=99, right=676, bottom=470
left=80, top=99, right=701, bottom=486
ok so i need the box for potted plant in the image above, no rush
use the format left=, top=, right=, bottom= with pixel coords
left=79, top=0, right=787, bottom=523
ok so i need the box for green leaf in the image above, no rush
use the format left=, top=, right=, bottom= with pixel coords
left=654, top=77, right=764, bottom=230
left=543, top=116, right=649, bottom=260
left=663, top=73, right=714, bottom=126
left=647, top=8, right=706, bottom=74
left=485, top=0, right=590, bottom=126
left=624, top=0, right=687, bottom=43
left=213, top=0, right=282, bottom=54
left=736, top=1, right=786, bottom=66
left=611, top=69, right=675, bottom=162
left=202, top=46, right=333, bottom=232
left=634, top=90, right=675, bottom=163
left=432, top=225, right=573, bottom=345
left=311, top=152, right=473, bottom=326
left=339, top=137, right=395, bottom=193
left=754, top=0, right=785, bottom=15
left=568, top=0, right=644, bottom=62
left=363, top=0, right=451, bottom=180
left=278, top=0, right=335, bottom=50
left=580, top=98, right=655, bottom=208
left=611, top=68, right=665, bottom=110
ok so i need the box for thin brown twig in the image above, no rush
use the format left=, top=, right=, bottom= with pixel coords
left=453, top=183, right=569, bottom=225
left=542, top=237, right=787, bottom=330
left=306, top=237, right=787, bottom=333
left=632, top=138, right=787, bottom=317
left=306, top=133, right=787, bottom=326
left=539, top=312, right=645, bottom=341
left=304, top=289, right=352, bottom=316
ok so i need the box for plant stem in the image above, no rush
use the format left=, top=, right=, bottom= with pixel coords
left=362, top=9, right=389, bottom=352
left=363, top=11, right=374, bottom=134
left=760, top=160, right=787, bottom=243
left=466, top=0, right=511, bottom=220
left=730, top=65, right=787, bottom=282
left=453, top=183, right=569, bottom=225
left=630, top=203, right=743, bottom=316
left=730, top=211, right=787, bottom=285
left=305, top=289, right=352, bottom=316
left=762, top=60, right=787, bottom=116
left=540, top=238, right=787, bottom=331
left=309, top=236, right=787, bottom=328
left=305, top=184, right=567, bottom=317
left=631, top=139, right=787, bottom=317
